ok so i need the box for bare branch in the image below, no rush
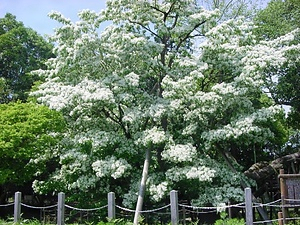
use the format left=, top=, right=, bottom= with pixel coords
left=189, top=33, right=206, bottom=38
left=102, top=106, right=131, bottom=139
left=150, top=5, right=166, bottom=15
left=165, top=1, right=177, bottom=21
left=170, top=14, right=179, bottom=29
left=128, top=19, right=161, bottom=41
left=176, top=20, right=207, bottom=51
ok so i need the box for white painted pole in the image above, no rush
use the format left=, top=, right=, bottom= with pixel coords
left=133, top=149, right=150, bottom=224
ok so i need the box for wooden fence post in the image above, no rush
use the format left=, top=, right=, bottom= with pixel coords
left=108, top=192, right=115, bottom=220
left=278, top=211, right=283, bottom=225
left=14, top=192, right=21, bottom=223
left=245, top=188, right=253, bottom=225
left=57, top=192, right=65, bottom=225
left=279, top=169, right=287, bottom=225
left=170, top=190, right=179, bottom=225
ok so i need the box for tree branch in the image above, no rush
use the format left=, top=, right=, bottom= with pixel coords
left=128, top=19, right=161, bottom=41
left=176, top=20, right=207, bottom=51
left=102, top=106, right=131, bottom=139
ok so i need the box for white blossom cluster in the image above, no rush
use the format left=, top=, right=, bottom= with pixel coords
left=201, top=106, right=281, bottom=148
left=135, top=127, right=167, bottom=147
left=161, top=144, right=197, bottom=162
left=92, top=156, right=132, bottom=179
left=149, top=181, right=168, bottom=202
left=34, top=78, right=115, bottom=113
left=166, top=165, right=216, bottom=182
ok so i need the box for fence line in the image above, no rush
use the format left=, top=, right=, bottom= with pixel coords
left=253, top=217, right=283, bottom=224
left=116, top=203, right=170, bottom=213
left=253, top=199, right=281, bottom=207
left=0, top=202, right=14, bottom=207
left=65, top=204, right=108, bottom=212
left=21, top=203, right=57, bottom=210
left=1, top=188, right=300, bottom=225
left=178, top=202, right=246, bottom=210
left=182, top=208, right=217, bottom=214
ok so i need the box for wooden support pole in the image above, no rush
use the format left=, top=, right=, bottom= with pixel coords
left=278, top=211, right=283, bottom=225
left=182, top=206, right=186, bottom=225
left=228, top=201, right=232, bottom=219
left=279, top=169, right=287, bottom=225
left=108, top=192, right=116, bottom=220
left=170, top=190, right=179, bottom=225
left=14, top=192, right=21, bottom=223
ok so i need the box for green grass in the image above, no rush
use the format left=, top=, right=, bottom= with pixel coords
left=0, top=218, right=133, bottom=225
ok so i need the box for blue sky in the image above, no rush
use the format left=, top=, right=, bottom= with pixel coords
left=0, top=0, right=107, bottom=36
left=1, top=0, right=270, bottom=36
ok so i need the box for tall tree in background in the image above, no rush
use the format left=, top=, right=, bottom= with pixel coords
left=254, top=0, right=299, bottom=41
left=254, top=0, right=300, bottom=130
left=0, top=13, right=53, bottom=103
left=31, top=1, right=297, bottom=217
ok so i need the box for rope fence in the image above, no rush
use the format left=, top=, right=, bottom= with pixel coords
left=116, top=203, right=170, bottom=213
left=0, top=202, right=14, bottom=207
left=21, top=203, right=57, bottom=210
left=65, top=204, right=108, bottom=212
left=1, top=188, right=300, bottom=225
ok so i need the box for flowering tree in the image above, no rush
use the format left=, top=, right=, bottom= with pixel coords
left=32, top=0, right=297, bottom=211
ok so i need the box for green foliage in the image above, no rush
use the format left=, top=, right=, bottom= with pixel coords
left=97, top=218, right=132, bottom=225
left=0, top=218, right=133, bottom=225
left=0, top=13, right=54, bottom=103
left=214, top=212, right=245, bottom=225
left=254, top=0, right=300, bottom=130
left=0, top=102, right=65, bottom=186
left=254, top=0, right=300, bottom=41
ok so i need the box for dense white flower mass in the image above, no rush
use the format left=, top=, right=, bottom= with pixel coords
left=149, top=181, right=168, bottom=202
left=135, top=127, right=167, bottom=147
left=30, top=0, right=299, bottom=207
left=166, top=165, right=216, bottom=182
left=92, top=156, right=132, bottom=179
left=161, top=144, right=197, bottom=162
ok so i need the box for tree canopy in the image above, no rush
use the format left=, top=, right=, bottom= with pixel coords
left=0, top=13, right=53, bottom=103
left=0, top=102, right=65, bottom=198
left=254, top=0, right=300, bottom=130
left=30, top=0, right=298, bottom=209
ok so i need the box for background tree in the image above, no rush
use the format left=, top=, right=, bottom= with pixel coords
left=0, top=102, right=65, bottom=203
left=240, top=0, right=300, bottom=198
left=254, top=0, right=300, bottom=131
left=198, top=0, right=264, bottom=21
left=0, top=13, right=54, bottom=103
left=254, top=0, right=299, bottom=41
left=31, top=1, right=297, bottom=216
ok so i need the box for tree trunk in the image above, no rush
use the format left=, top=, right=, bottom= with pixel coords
left=133, top=148, right=151, bottom=224
left=244, top=151, right=300, bottom=181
